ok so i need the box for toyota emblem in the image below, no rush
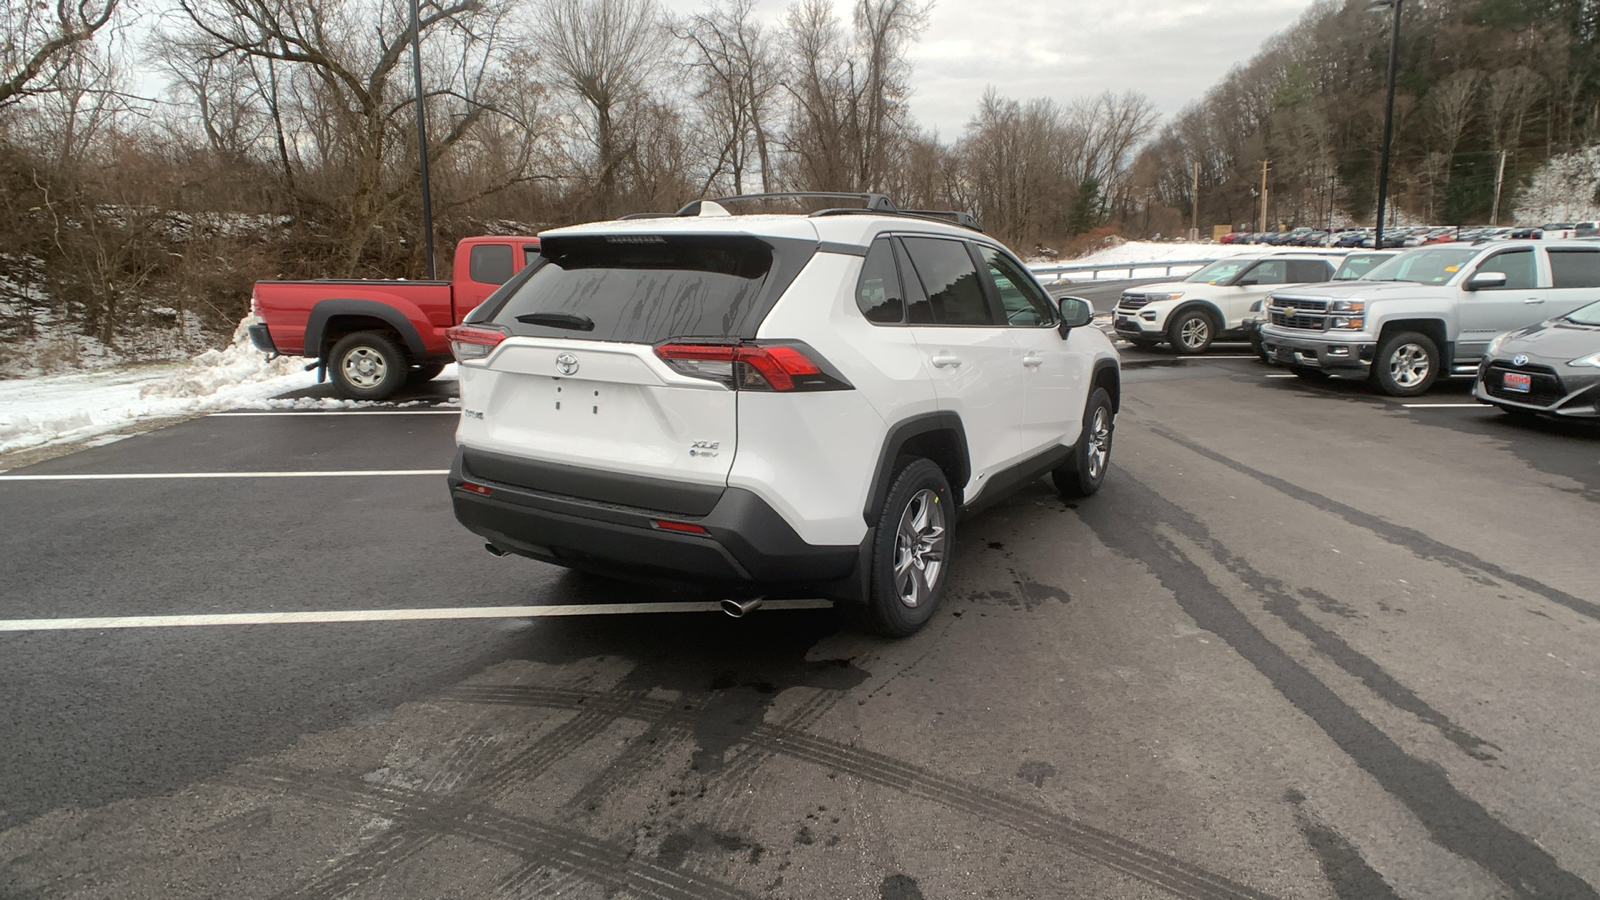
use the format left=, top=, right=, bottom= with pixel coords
left=1512, top=354, right=1529, bottom=367
left=555, top=352, right=579, bottom=376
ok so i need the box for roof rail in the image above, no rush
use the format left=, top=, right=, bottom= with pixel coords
left=674, top=192, right=898, bottom=215
left=809, top=207, right=984, bottom=233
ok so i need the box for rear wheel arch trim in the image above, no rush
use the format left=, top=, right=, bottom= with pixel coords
left=305, top=298, right=431, bottom=362
left=862, top=412, right=970, bottom=525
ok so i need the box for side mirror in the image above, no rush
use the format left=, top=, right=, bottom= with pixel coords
left=1235, top=275, right=1260, bottom=286
left=1465, top=271, right=1507, bottom=291
left=1056, top=296, right=1093, bottom=337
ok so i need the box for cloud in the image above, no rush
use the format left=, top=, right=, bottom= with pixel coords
left=905, top=0, right=1317, bottom=135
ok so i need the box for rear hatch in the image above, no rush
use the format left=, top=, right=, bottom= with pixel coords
left=453, top=232, right=807, bottom=514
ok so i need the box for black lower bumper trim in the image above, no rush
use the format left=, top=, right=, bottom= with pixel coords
left=247, top=323, right=278, bottom=355
left=449, top=449, right=860, bottom=590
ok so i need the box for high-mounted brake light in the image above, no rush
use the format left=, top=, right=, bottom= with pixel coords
left=654, top=342, right=848, bottom=392
left=446, top=325, right=507, bottom=362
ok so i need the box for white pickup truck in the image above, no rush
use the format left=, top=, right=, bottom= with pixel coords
left=1259, top=240, right=1600, bottom=395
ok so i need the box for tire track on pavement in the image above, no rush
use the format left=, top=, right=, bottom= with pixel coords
left=237, top=763, right=756, bottom=900
left=274, top=695, right=648, bottom=900
left=439, top=684, right=1281, bottom=900
left=1075, top=468, right=1598, bottom=900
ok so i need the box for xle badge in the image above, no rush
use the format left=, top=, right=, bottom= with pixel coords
left=689, top=440, right=720, bottom=458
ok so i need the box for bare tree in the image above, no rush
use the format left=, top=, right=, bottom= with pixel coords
left=0, top=0, right=118, bottom=109
left=169, top=0, right=531, bottom=273
left=531, top=0, right=671, bottom=218
left=1483, top=66, right=1542, bottom=155
left=679, top=0, right=779, bottom=195
left=1425, top=68, right=1479, bottom=201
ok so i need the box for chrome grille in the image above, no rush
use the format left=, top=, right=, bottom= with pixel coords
left=1269, top=310, right=1327, bottom=330
left=1118, top=293, right=1151, bottom=311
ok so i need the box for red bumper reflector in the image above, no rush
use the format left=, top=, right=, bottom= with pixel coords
left=652, top=519, right=709, bottom=534
left=460, top=482, right=493, bottom=496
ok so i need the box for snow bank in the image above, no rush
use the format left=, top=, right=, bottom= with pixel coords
left=0, top=319, right=318, bottom=456
left=1513, top=146, right=1600, bottom=225
left=1028, top=240, right=1254, bottom=281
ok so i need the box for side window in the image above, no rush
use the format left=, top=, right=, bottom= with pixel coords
left=469, top=244, right=515, bottom=285
left=1475, top=249, right=1537, bottom=290
left=1244, top=260, right=1288, bottom=284
left=1549, top=249, right=1600, bottom=288
left=521, top=245, right=541, bottom=270
left=979, top=245, right=1056, bottom=326
left=855, top=238, right=905, bottom=324
left=1287, top=259, right=1334, bottom=283
left=900, top=236, right=997, bottom=326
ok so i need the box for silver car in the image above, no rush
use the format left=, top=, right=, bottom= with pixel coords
left=1474, top=298, right=1600, bottom=418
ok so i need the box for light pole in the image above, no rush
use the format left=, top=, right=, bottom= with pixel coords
left=410, top=0, right=438, bottom=279
left=1369, top=0, right=1403, bottom=250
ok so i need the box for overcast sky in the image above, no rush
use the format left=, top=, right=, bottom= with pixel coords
left=900, top=0, right=1319, bottom=136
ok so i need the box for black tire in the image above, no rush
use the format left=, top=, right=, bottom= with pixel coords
left=329, top=331, right=408, bottom=401
left=866, top=458, right=955, bottom=638
left=1249, top=335, right=1269, bottom=363
left=1290, top=366, right=1330, bottom=381
left=1166, top=309, right=1216, bottom=355
left=406, top=362, right=446, bottom=385
left=1370, top=330, right=1439, bottom=397
left=1053, top=387, right=1114, bottom=498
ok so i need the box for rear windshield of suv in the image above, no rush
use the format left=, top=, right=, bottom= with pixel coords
left=484, top=235, right=773, bottom=343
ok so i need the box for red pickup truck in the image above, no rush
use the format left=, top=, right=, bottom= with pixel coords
left=248, top=235, right=540, bottom=400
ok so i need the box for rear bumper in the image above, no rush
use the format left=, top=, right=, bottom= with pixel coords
left=247, top=322, right=279, bottom=356
left=448, top=449, right=863, bottom=594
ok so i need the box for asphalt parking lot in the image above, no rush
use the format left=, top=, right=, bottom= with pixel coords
left=2, top=351, right=1598, bottom=899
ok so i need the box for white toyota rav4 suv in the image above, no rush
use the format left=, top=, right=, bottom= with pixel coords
left=445, top=194, right=1121, bottom=636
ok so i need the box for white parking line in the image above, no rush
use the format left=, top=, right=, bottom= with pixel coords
left=1400, top=403, right=1487, bottom=409
left=0, top=470, right=449, bottom=481
left=1265, top=374, right=1297, bottom=378
left=212, top=410, right=459, bottom=417
left=0, top=600, right=836, bottom=631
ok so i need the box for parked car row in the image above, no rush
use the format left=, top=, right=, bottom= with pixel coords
left=1254, top=240, right=1600, bottom=415
left=1220, top=223, right=1600, bottom=249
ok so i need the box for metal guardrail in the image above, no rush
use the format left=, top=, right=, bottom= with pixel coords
left=1027, top=258, right=1218, bottom=281
left=1025, top=246, right=1351, bottom=282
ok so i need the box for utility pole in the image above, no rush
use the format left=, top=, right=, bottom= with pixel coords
left=410, top=0, right=438, bottom=280
left=1370, top=0, right=1403, bottom=250
left=1259, top=160, right=1270, bottom=232
left=1191, top=160, right=1200, bottom=241
left=1490, top=148, right=1508, bottom=226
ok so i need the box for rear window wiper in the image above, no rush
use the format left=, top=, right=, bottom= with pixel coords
left=516, top=312, right=595, bottom=331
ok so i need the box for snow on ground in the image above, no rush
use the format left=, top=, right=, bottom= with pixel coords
left=0, top=319, right=320, bottom=456
left=1027, top=240, right=1256, bottom=282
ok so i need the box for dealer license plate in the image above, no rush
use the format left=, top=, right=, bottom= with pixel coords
left=1502, top=372, right=1532, bottom=393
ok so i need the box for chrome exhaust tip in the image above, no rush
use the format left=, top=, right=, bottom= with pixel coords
left=720, top=598, right=763, bottom=618
left=484, top=542, right=509, bottom=558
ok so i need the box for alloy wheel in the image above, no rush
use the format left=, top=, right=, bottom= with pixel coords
left=892, top=489, right=947, bottom=608
left=1388, top=343, right=1430, bottom=387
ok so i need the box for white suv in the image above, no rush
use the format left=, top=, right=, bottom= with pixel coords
left=1114, top=254, right=1339, bottom=353
left=445, top=194, right=1121, bottom=636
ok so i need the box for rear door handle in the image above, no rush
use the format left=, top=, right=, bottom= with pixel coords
left=1524, top=297, right=1545, bottom=304
left=931, top=354, right=962, bottom=369
left=1022, top=354, right=1045, bottom=368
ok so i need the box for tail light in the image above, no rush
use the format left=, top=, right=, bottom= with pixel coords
left=446, top=325, right=507, bottom=361
left=654, top=341, right=851, bottom=392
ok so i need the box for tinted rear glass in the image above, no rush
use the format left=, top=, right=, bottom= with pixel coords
left=469, top=244, right=515, bottom=284
left=488, top=236, right=772, bottom=343
left=1549, top=249, right=1600, bottom=288
left=900, top=237, right=996, bottom=326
